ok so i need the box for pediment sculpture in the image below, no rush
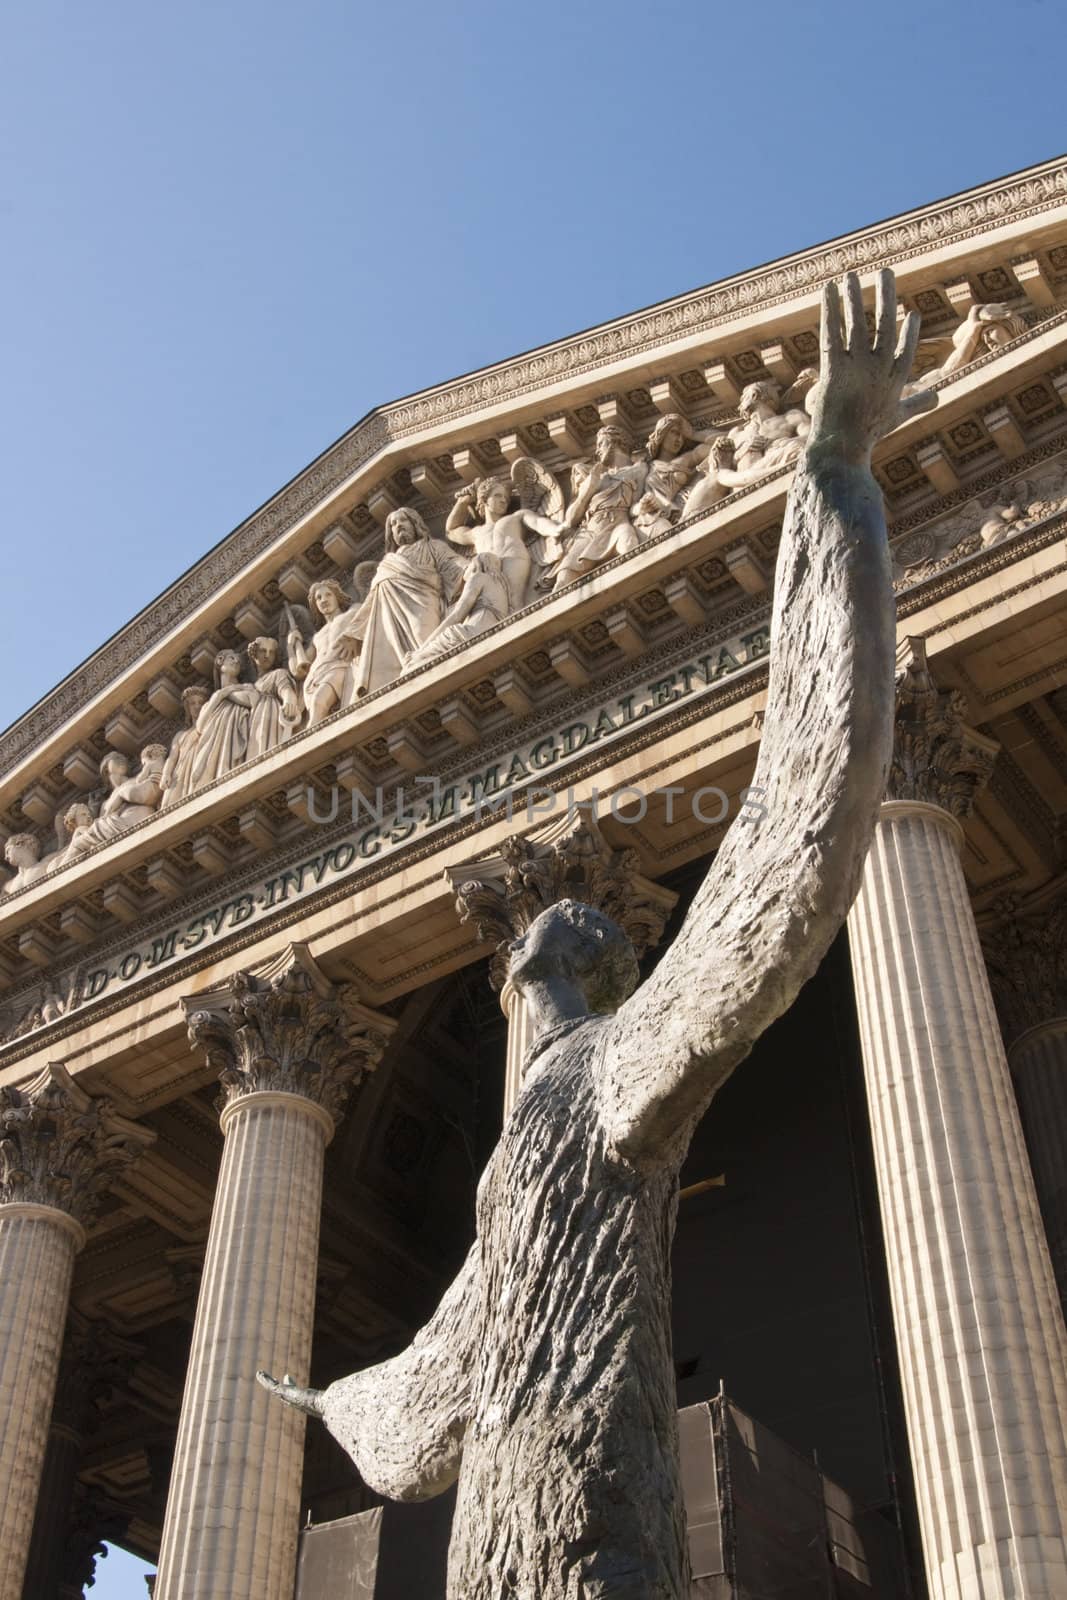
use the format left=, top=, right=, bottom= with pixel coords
left=4, top=287, right=1036, bottom=890
left=61, top=746, right=167, bottom=864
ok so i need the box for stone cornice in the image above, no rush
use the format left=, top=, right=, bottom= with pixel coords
left=2, top=156, right=1066, bottom=779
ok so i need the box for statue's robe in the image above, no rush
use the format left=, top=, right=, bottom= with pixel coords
left=247, top=667, right=300, bottom=759
left=317, top=1014, right=689, bottom=1600
left=352, top=538, right=467, bottom=696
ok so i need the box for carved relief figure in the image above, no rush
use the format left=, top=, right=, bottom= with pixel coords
left=287, top=580, right=365, bottom=726
left=262, top=270, right=937, bottom=1600
left=725, top=378, right=812, bottom=480
left=2, top=833, right=46, bottom=895
left=60, top=801, right=95, bottom=853
left=447, top=463, right=568, bottom=608
left=161, top=684, right=211, bottom=807
left=907, top=301, right=1026, bottom=391
left=189, top=651, right=255, bottom=790
left=62, top=747, right=167, bottom=862
left=979, top=488, right=1030, bottom=549
left=631, top=414, right=715, bottom=538
left=405, top=552, right=513, bottom=671
left=683, top=433, right=742, bottom=518
left=246, top=636, right=302, bottom=759
left=351, top=507, right=468, bottom=696
left=549, top=425, right=650, bottom=588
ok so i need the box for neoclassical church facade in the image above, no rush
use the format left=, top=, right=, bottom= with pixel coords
left=1, top=157, right=1066, bottom=1600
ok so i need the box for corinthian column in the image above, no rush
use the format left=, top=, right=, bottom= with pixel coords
left=153, top=945, right=391, bottom=1600
left=983, top=892, right=1067, bottom=1317
left=848, top=640, right=1067, bottom=1600
left=447, top=809, right=676, bottom=1115
left=0, top=1065, right=152, bottom=1600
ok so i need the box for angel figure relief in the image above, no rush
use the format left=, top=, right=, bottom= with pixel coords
left=445, top=462, right=570, bottom=604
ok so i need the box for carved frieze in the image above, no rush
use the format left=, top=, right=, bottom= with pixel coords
left=892, top=446, right=1067, bottom=581
left=0, top=1062, right=154, bottom=1224
left=1, top=157, right=1064, bottom=792
left=184, top=945, right=391, bottom=1124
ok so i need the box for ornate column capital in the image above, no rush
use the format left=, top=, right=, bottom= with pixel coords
left=446, top=808, right=677, bottom=989
left=889, top=638, right=998, bottom=818
left=0, top=1063, right=154, bottom=1230
left=51, top=1310, right=143, bottom=1442
left=183, top=944, right=393, bottom=1125
left=981, top=884, right=1067, bottom=1047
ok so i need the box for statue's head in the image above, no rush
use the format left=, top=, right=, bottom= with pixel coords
left=99, top=751, right=130, bottom=788
left=247, top=635, right=278, bottom=673
left=738, top=379, right=780, bottom=418
left=4, top=832, right=40, bottom=869
left=139, top=743, right=168, bottom=775
left=595, top=424, right=630, bottom=465
left=181, top=684, right=210, bottom=723
left=385, top=506, right=430, bottom=550
left=475, top=476, right=511, bottom=519
left=645, top=413, right=690, bottom=461
left=309, top=578, right=348, bottom=622
left=214, top=648, right=244, bottom=686
left=63, top=802, right=93, bottom=835
left=508, top=898, right=639, bottom=1015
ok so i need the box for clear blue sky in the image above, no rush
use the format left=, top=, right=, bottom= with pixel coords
left=2, top=0, right=1064, bottom=1587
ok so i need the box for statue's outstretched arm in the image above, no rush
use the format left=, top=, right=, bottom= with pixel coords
left=600, top=272, right=936, bottom=1161
left=260, top=1240, right=480, bottom=1502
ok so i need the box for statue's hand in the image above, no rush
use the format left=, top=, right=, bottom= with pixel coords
left=807, top=269, right=936, bottom=466
left=256, top=1369, right=325, bottom=1418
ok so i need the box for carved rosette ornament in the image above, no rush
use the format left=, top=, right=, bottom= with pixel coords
left=184, top=945, right=390, bottom=1125
left=0, top=1063, right=154, bottom=1228
left=888, top=638, right=998, bottom=817
left=447, top=810, right=677, bottom=989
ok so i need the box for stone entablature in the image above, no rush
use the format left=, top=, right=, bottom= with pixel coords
left=1, top=163, right=1066, bottom=809
left=2, top=165, right=1067, bottom=1057
left=0, top=430, right=1065, bottom=1044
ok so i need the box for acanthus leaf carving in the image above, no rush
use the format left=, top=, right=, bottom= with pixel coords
left=982, top=887, right=1067, bottom=1044
left=184, top=944, right=391, bottom=1124
left=889, top=639, right=998, bottom=817
left=0, top=1061, right=154, bottom=1226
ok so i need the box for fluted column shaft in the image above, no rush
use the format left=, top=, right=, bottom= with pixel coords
left=21, top=1421, right=84, bottom=1600
left=849, top=800, right=1067, bottom=1600
left=153, top=1089, right=332, bottom=1600
left=1008, top=1019, right=1067, bottom=1315
left=500, top=978, right=532, bottom=1119
left=0, top=1064, right=150, bottom=1600
left=0, top=1205, right=83, bottom=1600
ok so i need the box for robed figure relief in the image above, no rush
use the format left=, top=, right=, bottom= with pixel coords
left=352, top=507, right=469, bottom=696
left=262, top=273, right=935, bottom=1599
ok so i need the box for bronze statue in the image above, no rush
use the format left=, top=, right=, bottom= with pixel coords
left=261, top=270, right=935, bottom=1600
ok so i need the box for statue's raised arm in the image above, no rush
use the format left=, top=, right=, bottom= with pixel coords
left=600, top=271, right=936, bottom=1160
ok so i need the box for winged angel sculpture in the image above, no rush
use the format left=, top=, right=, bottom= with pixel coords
left=261, top=270, right=935, bottom=1599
